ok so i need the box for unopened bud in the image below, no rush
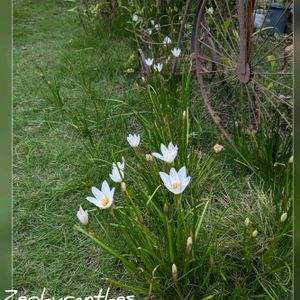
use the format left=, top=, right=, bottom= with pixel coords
left=186, top=236, right=193, bottom=255
left=208, top=255, right=214, bottom=268
left=163, top=203, right=169, bottom=215
left=252, top=230, right=258, bottom=238
left=182, top=110, right=186, bottom=120
left=139, top=214, right=144, bottom=224
left=235, top=121, right=238, bottom=128
left=172, top=264, right=177, bottom=281
left=121, top=155, right=126, bottom=162
left=145, top=154, right=153, bottom=162
left=244, top=217, right=250, bottom=227
left=121, top=181, right=126, bottom=193
left=280, top=212, right=288, bottom=223
left=213, top=144, right=223, bottom=153
left=288, top=156, right=293, bottom=164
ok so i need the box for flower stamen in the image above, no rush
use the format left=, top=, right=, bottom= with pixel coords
left=101, top=197, right=110, bottom=207
left=171, top=182, right=181, bottom=190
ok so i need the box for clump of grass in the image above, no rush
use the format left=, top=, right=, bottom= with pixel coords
left=225, top=117, right=293, bottom=215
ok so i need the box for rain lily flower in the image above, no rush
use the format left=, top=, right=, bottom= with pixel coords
left=132, top=14, right=139, bottom=22
left=159, top=166, right=191, bottom=195
left=146, top=28, right=152, bottom=35
left=86, top=181, right=115, bottom=209
left=152, top=142, right=178, bottom=163
left=213, top=144, right=223, bottom=153
left=127, top=133, right=140, bottom=147
left=206, top=7, right=214, bottom=14
left=155, top=23, right=161, bottom=31
left=145, top=58, right=154, bottom=66
left=154, top=63, right=163, bottom=72
left=171, top=47, right=181, bottom=57
left=109, top=162, right=125, bottom=183
left=163, top=36, right=172, bottom=46
left=76, top=206, right=89, bottom=225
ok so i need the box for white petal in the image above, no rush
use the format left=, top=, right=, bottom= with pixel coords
left=111, top=187, right=115, bottom=198
left=172, top=186, right=183, bottom=195
left=152, top=152, right=164, bottom=160
left=170, top=168, right=180, bottom=185
left=159, top=172, right=171, bottom=190
left=102, top=180, right=110, bottom=196
left=180, top=176, right=191, bottom=193
left=178, top=166, right=187, bottom=181
left=86, top=196, right=100, bottom=207
left=160, top=143, right=168, bottom=156
left=91, top=187, right=102, bottom=199
left=169, top=153, right=177, bottom=162
left=110, top=173, right=121, bottom=183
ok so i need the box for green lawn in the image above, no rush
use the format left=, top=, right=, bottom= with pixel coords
left=13, top=0, right=141, bottom=296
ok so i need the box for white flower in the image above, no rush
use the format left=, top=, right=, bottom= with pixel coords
left=145, top=58, right=154, bottom=66
left=86, top=181, right=115, bottom=209
left=109, top=162, right=125, bottom=183
left=152, top=142, right=178, bottom=163
left=76, top=206, right=89, bottom=225
left=146, top=28, right=152, bottom=35
left=154, top=63, right=163, bottom=72
left=213, top=144, right=223, bottom=153
left=132, top=14, right=139, bottom=22
left=159, top=166, right=191, bottom=195
left=155, top=23, right=161, bottom=31
left=163, top=36, right=172, bottom=46
left=127, top=133, right=140, bottom=147
left=171, top=47, right=181, bottom=57
left=206, top=7, right=214, bottom=14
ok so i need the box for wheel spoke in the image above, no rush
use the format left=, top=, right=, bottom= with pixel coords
left=207, top=14, right=237, bottom=61
left=213, top=0, right=239, bottom=57
left=197, top=54, right=235, bottom=69
left=248, top=83, right=272, bottom=122
left=251, top=78, right=293, bottom=108
left=253, top=73, right=292, bottom=90
left=245, top=83, right=258, bottom=126
left=251, top=1, right=293, bottom=62
left=252, top=33, right=293, bottom=67
left=200, top=22, right=236, bottom=65
left=251, top=80, right=292, bottom=127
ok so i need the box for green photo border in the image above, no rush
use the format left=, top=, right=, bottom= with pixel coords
left=0, top=0, right=12, bottom=297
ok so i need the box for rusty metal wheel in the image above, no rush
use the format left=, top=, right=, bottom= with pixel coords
left=192, top=0, right=293, bottom=140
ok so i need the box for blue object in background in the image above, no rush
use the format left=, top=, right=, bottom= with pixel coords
left=265, top=3, right=290, bottom=34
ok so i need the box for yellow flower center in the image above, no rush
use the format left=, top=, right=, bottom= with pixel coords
left=101, top=196, right=110, bottom=207
left=171, top=182, right=181, bottom=190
